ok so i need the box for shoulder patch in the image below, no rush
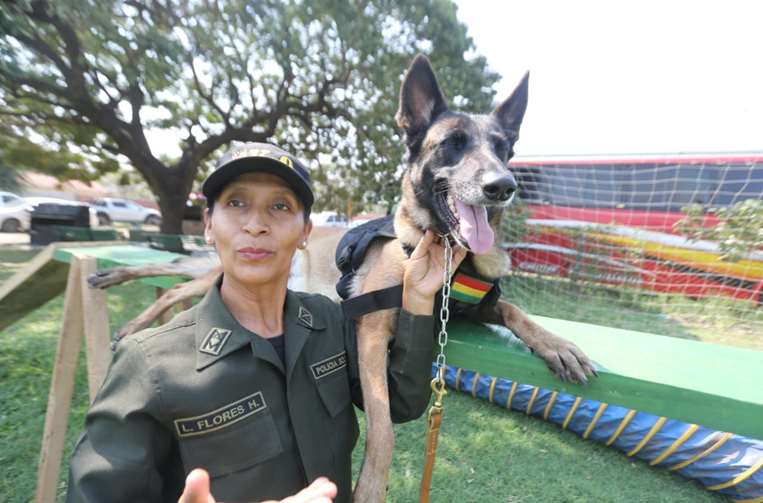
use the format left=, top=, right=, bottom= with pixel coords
left=311, top=351, right=348, bottom=380
left=174, top=391, right=267, bottom=438
left=199, top=327, right=232, bottom=356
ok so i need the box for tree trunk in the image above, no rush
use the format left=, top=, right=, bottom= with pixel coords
left=158, top=196, right=187, bottom=234
left=148, top=163, right=197, bottom=234
left=156, top=183, right=193, bottom=235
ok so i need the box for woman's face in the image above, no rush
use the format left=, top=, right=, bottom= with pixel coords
left=205, top=172, right=312, bottom=289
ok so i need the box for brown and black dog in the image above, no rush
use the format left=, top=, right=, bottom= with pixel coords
left=334, top=54, right=594, bottom=502
left=89, top=54, right=594, bottom=502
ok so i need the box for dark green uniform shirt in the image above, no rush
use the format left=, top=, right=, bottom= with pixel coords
left=66, top=281, right=435, bottom=503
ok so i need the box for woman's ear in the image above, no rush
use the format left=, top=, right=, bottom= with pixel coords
left=203, top=208, right=214, bottom=245
left=299, top=219, right=313, bottom=249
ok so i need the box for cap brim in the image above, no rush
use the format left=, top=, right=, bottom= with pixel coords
left=202, top=158, right=314, bottom=210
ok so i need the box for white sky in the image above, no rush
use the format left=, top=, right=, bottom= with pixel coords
left=453, top=0, right=763, bottom=156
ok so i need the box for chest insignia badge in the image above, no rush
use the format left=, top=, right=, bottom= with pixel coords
left=199, top=327, right=232, bottom=356
left=311, top=351, right=348, bottom=380
left=298, top=306, right=313, bottom=328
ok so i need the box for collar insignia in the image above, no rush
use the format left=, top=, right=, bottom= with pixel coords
left=199, top=327, right=232, bottom=356
left=298, top=306, right=313, bottom=328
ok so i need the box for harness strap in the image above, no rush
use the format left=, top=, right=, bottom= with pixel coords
left=340, top=285, right=403, bottom=319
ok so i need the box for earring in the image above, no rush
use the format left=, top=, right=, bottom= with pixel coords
left=205, top=236, right=214, bottom=245
left=300, top=241, right=307, bottom=249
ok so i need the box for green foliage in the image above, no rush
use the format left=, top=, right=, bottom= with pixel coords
left=675, top=199, right=763, bottom=261
left=0, top=0, right=499, bottom=230
left=500, top=196, right=531, bottom=244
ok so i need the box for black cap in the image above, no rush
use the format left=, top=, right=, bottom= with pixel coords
left=202, top=142, right=314, bottom=212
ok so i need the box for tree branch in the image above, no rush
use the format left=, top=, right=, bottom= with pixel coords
left=189, top=56, right=231, bottom=127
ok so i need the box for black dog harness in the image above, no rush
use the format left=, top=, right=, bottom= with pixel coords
left=335, top=215, right=502, bottom=318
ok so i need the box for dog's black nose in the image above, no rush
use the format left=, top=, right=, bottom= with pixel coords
left=483, top=175, right=517, bottom=201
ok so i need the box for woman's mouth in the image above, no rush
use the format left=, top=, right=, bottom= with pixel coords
left=237, top=247, right=275, bottom=260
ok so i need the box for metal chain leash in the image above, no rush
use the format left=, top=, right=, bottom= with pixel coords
left=431, top=235, right=453, bottom=398
left=421, top=235, right=454, bottom=503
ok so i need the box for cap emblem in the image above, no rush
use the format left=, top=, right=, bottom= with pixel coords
left=279, top=155, right=294, bottom=169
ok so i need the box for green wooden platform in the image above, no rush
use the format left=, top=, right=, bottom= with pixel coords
left=0, top=244, right=186, bottom=333
left=53, top=245, right=186, bottom=289
left=446, top=320, right=763, bottom=440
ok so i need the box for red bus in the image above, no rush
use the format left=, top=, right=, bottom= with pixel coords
left=507, top=153, right=763, bottom=303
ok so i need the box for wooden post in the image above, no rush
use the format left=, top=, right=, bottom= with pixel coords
left=79, top=257, right=112, bottom=400
left=35, top=256, right=113, bottom=503
left=35, top=260, right=85, bottom=503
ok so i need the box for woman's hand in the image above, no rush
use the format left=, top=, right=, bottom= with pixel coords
left=401, top=230, right=467, bottom=315
left=178, top=469, right=337, bottom=503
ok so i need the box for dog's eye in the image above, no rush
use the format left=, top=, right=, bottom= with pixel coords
left=493, top=140, right=509, bottom=160
left=443, top=131, right=468, bottom=151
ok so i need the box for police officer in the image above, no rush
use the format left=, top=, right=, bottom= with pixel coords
left=66, top=142, right=466, bottom=503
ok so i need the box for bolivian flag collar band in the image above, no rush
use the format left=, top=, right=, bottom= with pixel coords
left=450, top=272, right=494, bottom=304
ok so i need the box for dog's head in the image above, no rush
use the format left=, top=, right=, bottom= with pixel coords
left=395, top=54, right=528, bottom=255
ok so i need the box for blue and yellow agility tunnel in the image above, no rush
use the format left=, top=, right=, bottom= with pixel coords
left=437, top=319, right=763, bottom=502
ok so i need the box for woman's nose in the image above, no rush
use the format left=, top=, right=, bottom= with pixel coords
left=242, top=211, right=269, bottom=235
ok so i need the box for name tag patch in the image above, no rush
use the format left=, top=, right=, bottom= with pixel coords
left=311, top=351, right=347, bottom=380
left=174, top=391, right=266, bottom=438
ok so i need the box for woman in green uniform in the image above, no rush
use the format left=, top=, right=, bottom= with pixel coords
left=66, top=142, right=465, bottom=503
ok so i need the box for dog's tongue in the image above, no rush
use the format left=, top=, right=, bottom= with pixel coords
left=455, top=200, right=494, bottom=254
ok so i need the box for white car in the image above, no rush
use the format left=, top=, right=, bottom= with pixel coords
left=90, top=198, right=162, bottom=226
left=0, top=191, right=32, bottom=232
left=311, top=211, right=349, bottom=227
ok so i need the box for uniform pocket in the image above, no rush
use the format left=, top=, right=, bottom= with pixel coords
left=315, top=370, right=352, bottom=418
left=178, top=408, right=283, bottom=478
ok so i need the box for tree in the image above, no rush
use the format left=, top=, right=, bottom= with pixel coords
left=0, top=0, right=499, bottom=232
left=675, top=200, right=763, bottom=262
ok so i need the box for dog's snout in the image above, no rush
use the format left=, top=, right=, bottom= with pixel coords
left=483, top=175, right=517, bottom=202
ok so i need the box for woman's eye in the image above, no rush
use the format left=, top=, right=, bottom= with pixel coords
left=226, top=198, right=246, bottom=208
left=273, top=202, right=291, bottom=212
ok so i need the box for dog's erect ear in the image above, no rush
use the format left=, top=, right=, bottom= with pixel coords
left=492, top=71, right=529, bottom=138
left=395, top=54, right=448, bottom=139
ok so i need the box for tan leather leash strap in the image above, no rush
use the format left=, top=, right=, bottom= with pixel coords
left=419, top=237, right=453, bottom=502
left=419, top=369, right=447, bottom=503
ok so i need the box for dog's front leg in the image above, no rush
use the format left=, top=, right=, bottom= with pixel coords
left=354, top=310, right=395, bottom=503
left=480, top=300, right=596, bottom=383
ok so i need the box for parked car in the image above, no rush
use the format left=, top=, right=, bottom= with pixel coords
left=24, top=197, right=100, bottom=228
left=90, top=197, right=162, bottom=226
left=0, top=191, right=32, bottom=232
left=311, top=211, right=349, bottom=227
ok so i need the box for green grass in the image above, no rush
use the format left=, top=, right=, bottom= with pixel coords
left=0, top=279, right=157, bottom=502
left=502, top=274, right=763, bottom=352
left=0, top=248, right=736, bottom=502
left=354, top=395, right=725, bottom=502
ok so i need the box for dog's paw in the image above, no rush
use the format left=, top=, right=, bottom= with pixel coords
left=530, top=331, right=597, bottom=384
left=87, top=270, right=121, bottom=289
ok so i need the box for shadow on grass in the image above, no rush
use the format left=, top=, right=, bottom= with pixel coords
left=355, top=393, right=726, bottom=502
left=0, top=281, right=156, bottom=501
